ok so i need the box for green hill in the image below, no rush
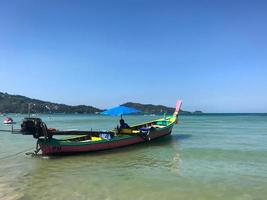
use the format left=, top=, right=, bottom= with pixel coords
left=0, top=92, right=101, bottom=114
left=122, top=102, right=200, bottom=115
left=0, top=92, right=202, bottom=115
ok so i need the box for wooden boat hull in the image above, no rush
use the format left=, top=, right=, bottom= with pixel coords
left=38, top=123, right=174, bottom=156
left=38, top=100, right=182, bottom=156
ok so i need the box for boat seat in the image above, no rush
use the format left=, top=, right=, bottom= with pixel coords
left=81, top=140, right=91, bottom=142
left=151, top=125, right=165, bottom=128
left=81, top=137, right=103, bottom=142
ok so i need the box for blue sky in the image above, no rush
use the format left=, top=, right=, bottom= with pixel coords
left=0, top=0, right=267, bottom=112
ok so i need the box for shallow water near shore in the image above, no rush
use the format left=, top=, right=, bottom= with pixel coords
left=0, top=114, right=267, bottom=200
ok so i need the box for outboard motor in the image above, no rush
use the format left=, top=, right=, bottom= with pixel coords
left=21, top=118, right=46, bottom=139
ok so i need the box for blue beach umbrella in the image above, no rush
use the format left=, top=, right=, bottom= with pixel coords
left=101, top=105, right=140, bottom=116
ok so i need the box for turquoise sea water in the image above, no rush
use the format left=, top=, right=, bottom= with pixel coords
left=0, top=114, right=267, bottom=200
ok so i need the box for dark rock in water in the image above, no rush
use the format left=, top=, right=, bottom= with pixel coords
left=193, top=111, right=203, bottom=114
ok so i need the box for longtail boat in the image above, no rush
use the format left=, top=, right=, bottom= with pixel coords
left=2, top=101, right=182, bottom=156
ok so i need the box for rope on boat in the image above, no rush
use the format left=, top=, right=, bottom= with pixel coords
left=0, top=129, right=18, bottom=133
left=0, top=147, right=35, bottom=160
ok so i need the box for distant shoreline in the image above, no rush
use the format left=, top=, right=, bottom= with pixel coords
left=1, top=113, right=267, bottom=116
left=0, top=91, right=200, bottom=115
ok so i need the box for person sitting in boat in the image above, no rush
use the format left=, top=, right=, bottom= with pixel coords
left=119, top=116, right=129, bottom=129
